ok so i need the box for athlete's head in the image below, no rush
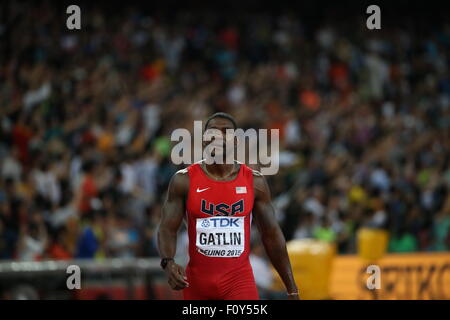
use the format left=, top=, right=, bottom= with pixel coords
left=203, top=112, right=238, bottom=163
left=204, top=112, right=237, bottom=132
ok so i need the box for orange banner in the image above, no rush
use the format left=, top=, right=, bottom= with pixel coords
left=330, top=252, right=450, bottom=300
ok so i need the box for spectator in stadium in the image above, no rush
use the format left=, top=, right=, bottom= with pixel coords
left=16, top=212, right=48, bottom=261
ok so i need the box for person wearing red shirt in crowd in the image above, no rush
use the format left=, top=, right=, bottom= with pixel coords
left=11, top=113, right=33, bottom=167
left=76, top=160, right=98, bottom=217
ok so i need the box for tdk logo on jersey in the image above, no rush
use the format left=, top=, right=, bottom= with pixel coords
left=201, top=220, right=210, bottom=228
left=201, top=199, right=244, bottom=216
left=200, top=217, right=240, bottom=228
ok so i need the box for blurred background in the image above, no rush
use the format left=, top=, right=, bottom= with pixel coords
left=0, top=0, right=449, bottom=299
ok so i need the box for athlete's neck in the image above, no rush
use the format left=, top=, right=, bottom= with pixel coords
left=202, top=162, right=238, bottom=180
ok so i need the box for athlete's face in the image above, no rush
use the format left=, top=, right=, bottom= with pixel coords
left=203, top=118, right=236, bottom=160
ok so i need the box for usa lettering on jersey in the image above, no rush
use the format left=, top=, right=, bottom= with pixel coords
left=200, top=199, right=244, bottom=216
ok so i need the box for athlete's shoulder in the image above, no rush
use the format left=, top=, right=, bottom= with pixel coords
left=234, top=161, right=261, bottom=176
left=251, top=169, right=264, bottom=177
left=250, top=168, right=270, bottom=198
left=169, top=167, right=190, bottom=195
left=175, top=168, right=189, bottom=175
left=252, top=169, right=267, bottom=187
left=176, top=160, right=204, bottom=176
left=237, top=163, right=267, bottom=192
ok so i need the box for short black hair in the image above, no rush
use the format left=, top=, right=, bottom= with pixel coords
left=204, top=112, right=237, bottom=131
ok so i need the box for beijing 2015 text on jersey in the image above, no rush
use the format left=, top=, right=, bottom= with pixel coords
left=183, top=162, right=259, bottom=300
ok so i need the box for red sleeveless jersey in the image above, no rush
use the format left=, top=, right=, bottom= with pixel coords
left=185, top=162, right=254, bottom=272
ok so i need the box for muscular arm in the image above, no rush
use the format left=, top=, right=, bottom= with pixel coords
left=157, top=169, right=189, bottom=290
left=253, top=172, right=299, bottom=298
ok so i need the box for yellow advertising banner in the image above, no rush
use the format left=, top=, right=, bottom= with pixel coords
left=330, top=252, right=450, bottom=300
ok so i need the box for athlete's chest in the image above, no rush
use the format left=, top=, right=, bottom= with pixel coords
left=186, top=180, right=254, bottom=218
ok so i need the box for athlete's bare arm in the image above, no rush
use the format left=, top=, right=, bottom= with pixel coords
left=253, top=171, right=299, bottom=300
left=157, top=169, right=189, bottom=290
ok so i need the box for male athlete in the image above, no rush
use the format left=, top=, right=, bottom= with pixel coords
left=157, top=112, right=299, bottom=300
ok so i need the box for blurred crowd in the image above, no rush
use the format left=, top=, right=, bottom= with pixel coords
left=1, top=1, right=450, bottom=268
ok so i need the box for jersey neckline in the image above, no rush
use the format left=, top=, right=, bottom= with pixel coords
left=197, top=161, right=243, bottom=184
